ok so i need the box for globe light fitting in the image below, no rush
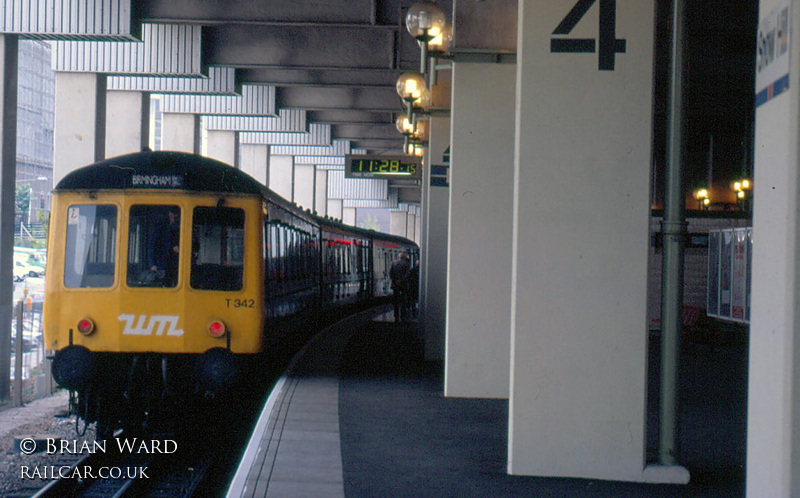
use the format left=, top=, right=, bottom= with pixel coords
left=406, top=2, right=446, bottom=74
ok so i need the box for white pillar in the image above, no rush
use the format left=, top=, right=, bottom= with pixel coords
left=445, top=61, right=516, bottom=398
left=205, top=130, right=238, bottom=166
left=161, top=113, right=200, bottom=154
left=240, top=144, right=268, bottom=185
left=315, top=169, right=328, bottom=216
left=390, top=210, right=408, bottom=237
left=54, top=72, right=106, bottom=183
left=509, top=0, right=678, bottom=483
left=342, top=207, right=356, bottom=226
left=269, top=155, right=294, bottom=201
left=106, top=90, right=149, bottom=158
left=405, top=212, right=416, bottom=241
left=422, top=115, right=450, bottom=361
left=327, top=199, right=343, bottom=221
left=294, top=164, right=315, bottom=211
left=747, top=1, right=800, bottom=495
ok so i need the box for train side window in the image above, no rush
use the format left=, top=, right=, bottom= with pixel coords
left=127, top=205, right=180, bottom=288
left=64, top=204, right=117, bottom=288
left=190, top=206, right=245, bottom=291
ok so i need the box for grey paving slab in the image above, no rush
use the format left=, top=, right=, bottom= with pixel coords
left=279, top=428, right=341, bottom=443
left=265, top=479, right=344, bottom=498
left=227, top=318, right=353, bottom=497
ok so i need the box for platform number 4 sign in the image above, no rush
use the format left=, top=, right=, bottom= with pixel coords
left=550, top=0, right=627, bottom=71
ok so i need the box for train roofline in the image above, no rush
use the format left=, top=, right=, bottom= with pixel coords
left=55, top=150, right=265, bottom=195
left=56, top=149, right=418, bottom=249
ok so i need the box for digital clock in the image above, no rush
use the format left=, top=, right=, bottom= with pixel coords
left=344, top=155, right=422, bottom=180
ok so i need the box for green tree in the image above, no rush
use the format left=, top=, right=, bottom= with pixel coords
left=15, top=184, right=30, bottom=223
left=359, top=214, right=381, bottom=231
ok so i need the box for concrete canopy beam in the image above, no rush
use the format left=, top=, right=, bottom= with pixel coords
left=204, top=25, right=397, bottom=70
left=239, top=67, right=397, bottom=88
left=270, top=140, right=351, bottom=157
left=52, top=23, right=204, bottom=76
left=160, top=85, right=276, bottom=116
left=331, top=123, right=399, bottom=140
left=0, top=0, right=140, bottom=40
left=238, top=124, right=331, bottom=146
left=108, top=66, right=239, bottom=95
left=204, top=110, right=307, bottom=132
left=277, top=86, right=400, bottom=111
left=134, top=0, right=378, bottom=24
left=307, top=110, right=396, bottom=125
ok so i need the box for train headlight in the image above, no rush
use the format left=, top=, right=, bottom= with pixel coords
left=77, top=318, right=95, bottom=335
left=208, top=320, right=227, bottom=338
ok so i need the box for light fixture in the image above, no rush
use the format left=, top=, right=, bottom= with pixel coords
left=426, top=21, right=452, bottom=86
left=396, top=114, right=415, bottom=153
left=396, top=72, right=429, bottom=122
left=412, top=118, right=430, bottom=143
left=732, top=178, right=752, bottom=210
left=397, top=113, right=431, bottom=155
left=693, top=188, right=710, bottom=210
left=426, top=22, right=452, bottom=55
left=405, top=2, right=446, bottom=74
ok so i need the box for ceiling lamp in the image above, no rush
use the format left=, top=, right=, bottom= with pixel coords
left=396, top=72, right=429, bottom=122
left=426, top=21, right=452, bottom=55
left=405, top=2, right=446, bottom=74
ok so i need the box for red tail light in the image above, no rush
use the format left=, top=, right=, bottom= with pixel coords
left=208, top=320, right=226, bottom=338
left=77, top=318, right=95, bottom=335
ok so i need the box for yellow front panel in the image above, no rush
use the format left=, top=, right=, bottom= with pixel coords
left=44, top=191, right=265, bottom=354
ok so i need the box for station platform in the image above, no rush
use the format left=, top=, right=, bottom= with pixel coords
left=226, top=305, right=746, bottom=497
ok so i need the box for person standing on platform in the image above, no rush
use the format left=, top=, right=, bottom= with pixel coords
left=390, top=252, right=411, bottom=322
left=407, top=260, right=419, bottom=318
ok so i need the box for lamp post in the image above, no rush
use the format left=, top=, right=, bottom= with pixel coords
left=396, top=72, right=429, bottom=123
left=405, top=2, right=446, bottom=75
left=732, top=178, right=752, bottom=211
left=692, top=188, right=710, bottom=210
left=425, top=21, right=452, bottom=86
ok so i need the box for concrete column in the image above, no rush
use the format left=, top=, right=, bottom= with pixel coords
left=342, top=207, right=356, bottom=226
left=315, top=169, right=328, bottom=216
left=446, top=62, right=515, bottom=399
left=421, top=115, right=450, bottom=361
left=205, top=130, right=238, bottom=167
left=747, top=1, right=800, bottom=495
left=161, top=113, right=200, bottom=154
left=240, top=144, right=268, bottom=185
left=390, top=210, right=408, bottom=237
left=327, top=199, right=343, bottom=220
left=0, top=35, right=18, bottom=400
left=294, top=164, right=315, bottom=212
left=269, top=155, right=294, bottom=201
left=54, top=72, right=106, bottom=183
left=509, top=0, right=676, bottom=483
left=106, top=90, right=149, bottom=158
left=405, top=212, right=416, bottom=241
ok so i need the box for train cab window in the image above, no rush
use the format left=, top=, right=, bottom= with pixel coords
left=127, top=205, right=181, bottom=288
left=191, top=206, right=245, bottom=291
left=64, top=204, right=117, bottom=288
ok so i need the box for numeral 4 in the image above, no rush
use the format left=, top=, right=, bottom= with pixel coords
left=550, top=0, right=627, bottom=71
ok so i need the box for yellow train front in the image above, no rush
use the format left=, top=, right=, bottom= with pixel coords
left=43, top=151, right=266, bottom=435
